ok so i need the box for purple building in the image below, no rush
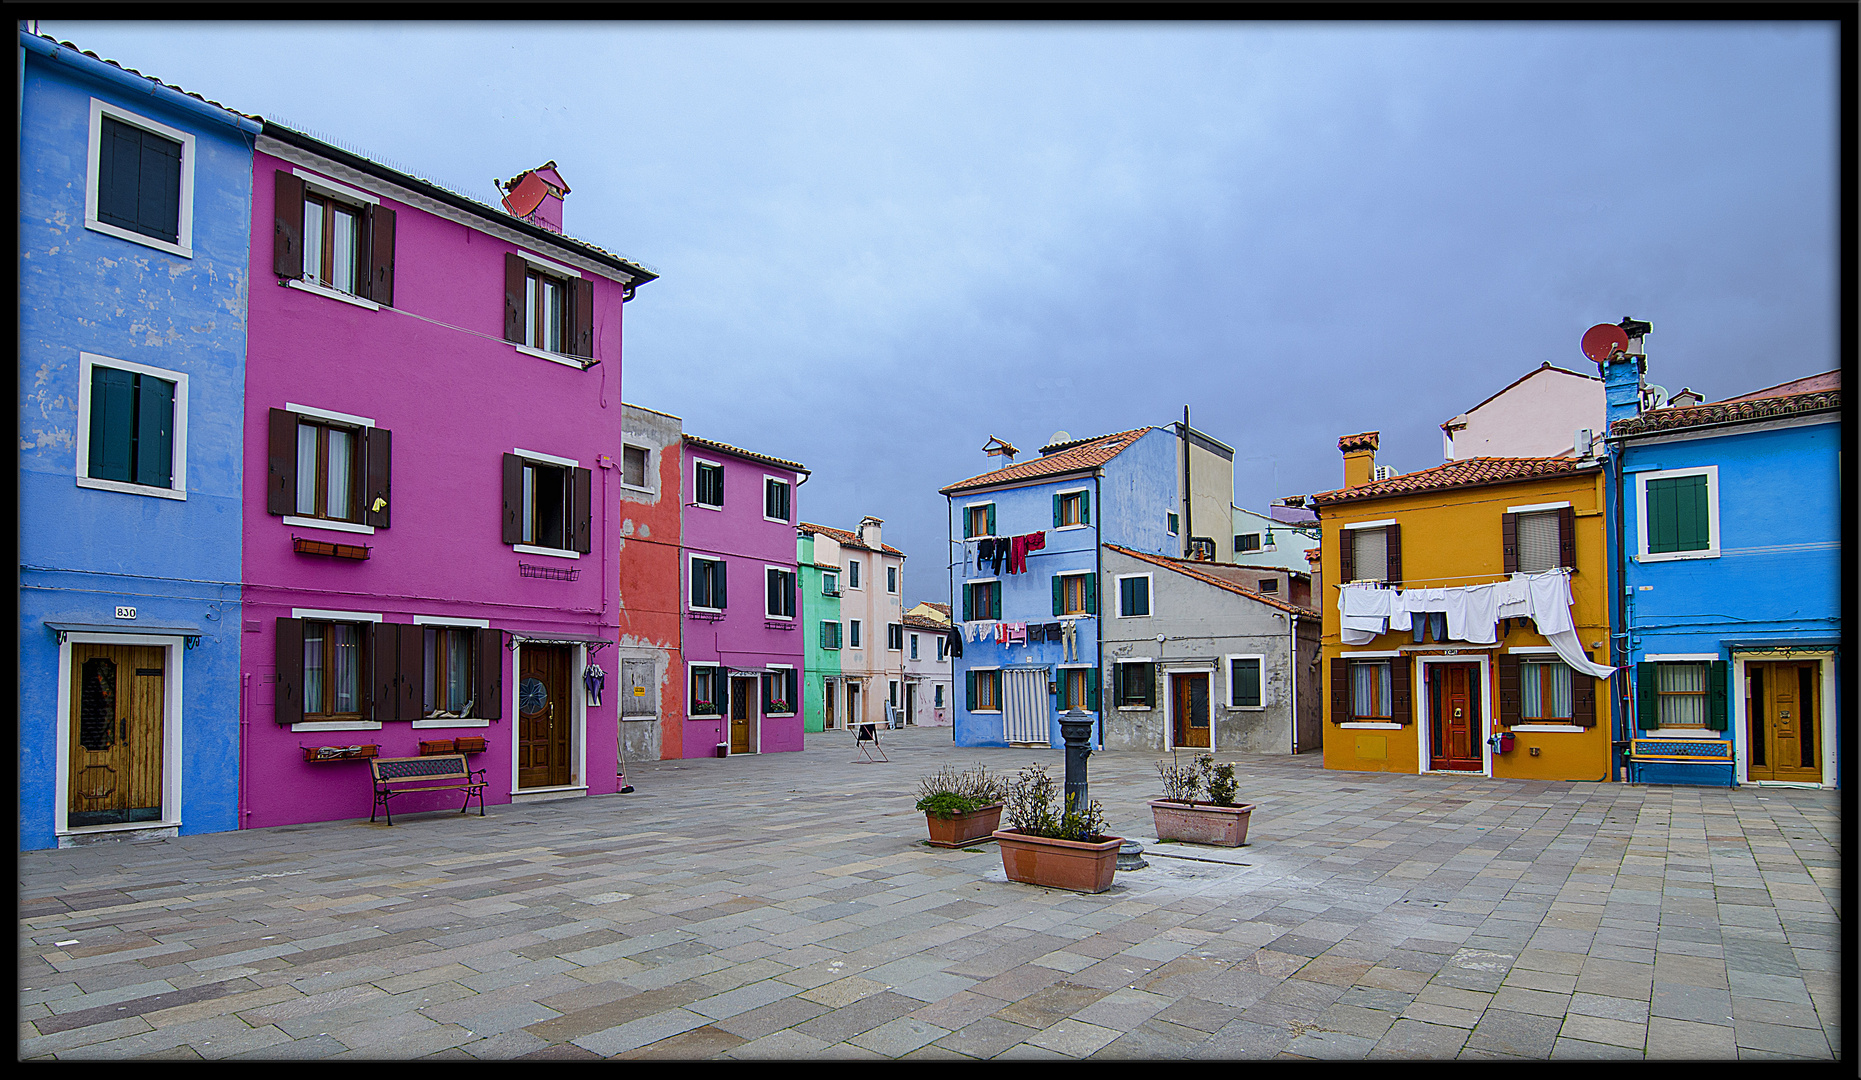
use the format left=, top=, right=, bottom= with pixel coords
left=240, top=131, right=654, bottom=827
left=679, top=435, right=809, bottom=756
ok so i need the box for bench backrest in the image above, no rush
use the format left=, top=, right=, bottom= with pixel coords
left=372, top=754, right=472, bottom=784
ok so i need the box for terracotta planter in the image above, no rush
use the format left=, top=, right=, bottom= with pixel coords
left=1149, top=799, right=1255, bottom=847
left=992, top=829, right=1123, bottom=893
left=924, top=803, right=1003, bottom=848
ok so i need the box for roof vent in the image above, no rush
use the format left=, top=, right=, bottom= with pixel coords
left=1373, top=464, right=1396, bottom=481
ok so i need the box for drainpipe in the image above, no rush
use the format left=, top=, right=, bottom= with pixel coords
left=1288, top=612, right=1298, bottom=755
left=946, top=492, right=957, bottom=746
left=1607, top=433, right=1632, bottom=781
left=239, top=672, right=250, bottom=828
left=1180, top=406, right=1193, bottom=558
left=1094, top=470, right=1104, bottom=751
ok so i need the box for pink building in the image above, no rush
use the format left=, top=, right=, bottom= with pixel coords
left=240, top=133, right=654, bottom=827
left=679, top=435, right=809, bottom=756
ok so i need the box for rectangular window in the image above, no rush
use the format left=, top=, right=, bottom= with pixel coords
left=500, top=451, right=586, bottom=553
left=821, top=571, right=840, bottom=596
left=1117, top=575, right=1151, bottom=618
left=766, top=568, right=796, bottom=619
left=910, top=634, right=920, bottom=660
left=622, top=445, right=649, bottom=488
left=888, top=623, right=904, bottom=651
left=848, top=559, right=862, bottom=589
left=695, top=462, right=724, bottom=507
left=92, top=110, right=186, bottom=249
left=296, top=418, right=364, bottom=523
left=935, top=684, right=945, bottom=708
left=1058, top=573, right=1093, bottom=616
left=1064, top=668, right=1091, bottom=711
left=304, top=620, right=366, bottom=720
left=1351, top=528, right=1388, bottom=584
left=849, top=620, right=862, bottom=648
left=423, top=626, right=476, bottom=718
left=973, top=670, right=1000, bottom=712
left=889, top=681, right=899, bottom=707
left=521, top=459, right=570, bottom=548
left=691, top=557, right=727, bottom=610
left=1520, top=660, right=1573, bottom=722
left=765, top=477, right=791, bottom=522
left=965, top=580, right=1000, bottom=621
left=965, top=504, right=994, bottom=538
left=1645, top=473, right=1713, bottom=555
left=1116, top=661, right=1155, bottom=708
left=1237, top=532, right=1262, bottom=553
left=303, top=191, right=364, bottom=296
left=86, top=363, right=177, bottom=490
left=820, top=621, right=842, bottom=650
left=1059, top=492, right=1085, bottom=527
left=887, top=566, right=898, bottom=593
left=524, top=268, right=568, bottom=352
left=1258, top=579, right=1279, bottom=593
left=1350, top=660, right=1392, bottom=719
left=1654, top=662, right=1708, bottom=728
left=1229, top=657, right=1262, bottom=708
left=690, top=665, right=721, bottom=716
left=1168, top=512, right=1179, bottom=535
left=763, top=668, right=797, bottom=716
left=1515, top=511, right=1562, bottom=574
left=936, top=636, right=948, bottom=661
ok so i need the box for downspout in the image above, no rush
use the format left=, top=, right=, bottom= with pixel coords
left=1289, top=612, right=1298, bottom=755
left=1181, top=406, right=1193, bottom=558
left=1607, top=433, right=1631, bottom=781
left=1094, top=470, right=1104, bottom=750
left=946, top=492, right=957, bottom=745
left=239, top=672, right=250, bottom=828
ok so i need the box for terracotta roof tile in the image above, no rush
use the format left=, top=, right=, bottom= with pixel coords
left=1714, top=369, right=1839, bottom=404
left=684, top=435, right=808, bottom=475
left=1311, top=456, right=1599, bottom=506
left=903, top=613, right=952, bottom=632
left=1103, top=545, right=1316, bottom=616
left=798, top=522, right=902, bottom=556
left=1610, top=387, right=1839, bottom=438
left=939, top=427, right=1153, bottom=495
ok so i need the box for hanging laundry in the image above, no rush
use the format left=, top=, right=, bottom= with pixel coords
left=1041, top=622, right=1062, bottom=645
left=1060, top=621, right=1078, bottom=663
left=1009, top=534, right=1028, bottom=574
left=1004, top=622, right=1028, bottom=646
left=1025, top=531, right=1045, bottom=552
left=1339, top=583, right=1394, bottom=643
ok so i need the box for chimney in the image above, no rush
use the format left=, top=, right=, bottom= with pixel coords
left=858, top=515, right=883, bottom=549
left=1601, top=316, right=1651, bottom=426
left=1338, top=431, right=1379, bottom=489
left=496, top=161, right=570, bottom=234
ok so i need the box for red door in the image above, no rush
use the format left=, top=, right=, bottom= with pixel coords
left=1429, top=663, right=1483, bottom=771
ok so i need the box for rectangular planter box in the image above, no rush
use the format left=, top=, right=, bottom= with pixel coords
left=1150, top=799, right=1255, bottom=847
left=993, top=829, right=1122, bottom=894
left=924, top=803, right=1003, bottom=848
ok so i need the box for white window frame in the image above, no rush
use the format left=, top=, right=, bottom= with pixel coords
left=511, top=447, right=583, bottom=559
left=278, top=401, right=378, bottom=534
left=687, top=661, right=724, bottom=718
left=85, top=98, right=196, bottom=259
left=821, top=570, right=840, bottom=597
left=762, top=474, right=792, bottom=524
left=910, top=633, right=920, bottom=660
left=1340, top=519, right=1397, bottom=583
left=620, top=443, right=654, bottom=492
left=1114, top=657, right=1157, bottom=711
left=887, top=622, right=904, bottom=652
left=886, top=565, right=899, bottom=594
left=407, top=615, right=494, bottom=728
left=847, top=557, right=863, bottom=590
left=689, top=554, right=727, bottom=613
left=969, top=666, right=1003, bottom=714
left=821, top=621, right=842, bottom=651
left=1114, top=573, right=1153, bottom=619
left=764, top=564, right=796, bottom=621
left=692, top=458, right=725, bottom=511
left=1635, top=465, right=1720, bottom=562
left=849, top=619, right=863, bottom=650
left=765, top=663, right=797, bottom=717
left=74, top=352, right=190, bottom=501
left=1167, top=512, right=1179, bottom=536
left=288, top=607, right=386, bottom=731
left=963, top=501, right=996, bottom=539
left=1055, top=486, right=1090, bottom=531
left=1057, top=571, right=1093, bottom=617
left=1225, top=653, right=1267, bottom=711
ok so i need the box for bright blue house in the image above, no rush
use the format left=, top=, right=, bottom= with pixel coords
left=1600, top=327, right=1840, bottom=789
left=18, top=33, right=258, bottom=848
left=940, top=425, right=1230, bottom=749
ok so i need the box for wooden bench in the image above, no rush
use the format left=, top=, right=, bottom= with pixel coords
left=369, top=753, right=487, bottom=825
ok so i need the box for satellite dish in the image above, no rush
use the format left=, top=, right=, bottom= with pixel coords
left=1048, top=431, right=1071, bottom=445
left=1643, top=384, right=1669, bottom=409
left=1581, top=323, right=1631, bottom=364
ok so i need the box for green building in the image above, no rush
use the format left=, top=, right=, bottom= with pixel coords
left=799, top=530, right=843, bottom=734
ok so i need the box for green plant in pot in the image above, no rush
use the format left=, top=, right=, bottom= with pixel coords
left=991, top=763, right=1123, bottom=893
left=916, top=764, right=1006, bottom=848
left=1149, top=753, right=1255, bottom=848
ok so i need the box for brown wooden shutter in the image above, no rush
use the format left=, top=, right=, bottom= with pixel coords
left=571, top=466, right=593, bottom=552
left=273, top=170, right=305, bottom=279
left=1558, top=505, right=1577, bottom=570
left=1501, top=512, right=1519, bottom=575
left=267, top=408, right=297, bottom=515
left=1572, top=670, right=1596, bottom=728
left=571, top=277, right=595, bottom=358
left=1496, top=653, right=1520, bottom=727
left=274, top=617, right=303, bottom=725
left=365, top=203, right=396, bottom=307
left=371, top=623, right=399, bottom=722
left=1330, top=657, right=1349, bottom=722
left=357, top=621, right=376, bottom=717
left=1383, top=524, right=1402, bottom=588
left=502, top=453, right=524, bottom=544
left=476, top=628, right=503, bottom=721
left=398, top=622, right=423, bottom=720
left=1390, top=655, right=1411, bottom=724
left=363, top=427, right=391, bottom=529
left=504, top=254, right=526, bottom=343
left=1337, top=531, right=1354, bottom=585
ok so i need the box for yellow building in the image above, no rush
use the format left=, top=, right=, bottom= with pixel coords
left=1311, top=431, right=1615, bottom=782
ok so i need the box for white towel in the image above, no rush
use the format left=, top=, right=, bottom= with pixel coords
left=1497, top=574, right=1533, bottom=619
left=1527, top=571, right=1575, bottom=637
left=1456, top=583, right=1500, bottom=645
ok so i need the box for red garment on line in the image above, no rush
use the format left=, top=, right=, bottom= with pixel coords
left=1009, top=534, right=1028, bottom=574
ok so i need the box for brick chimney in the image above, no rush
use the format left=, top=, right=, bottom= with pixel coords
left=858, top=515, right=883, bottom=549
left=497, top=162, right=570, bottom=234
left=1339, top=431, right=1379, bottom=489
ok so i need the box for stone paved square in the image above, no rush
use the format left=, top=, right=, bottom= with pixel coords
left=19, top=729, right=1839, bottom=1059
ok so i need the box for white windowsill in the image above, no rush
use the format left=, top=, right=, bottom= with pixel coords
left=411, top=718, right=492, bottom=729
left=1639, top=730, right=1724, bottom=739
left=85, top=218, right=192, bottom=259
left=1339, top=721, right=1401, bottom=729
left=58, top=819, right=183, bottom=837
left=287, top=277, right=379, bottom=310
left=1636, top=549, right=1719, bottom=563
left=513, top=342, right=588, bottom=369
left=77, top=476, right=187, bottom=501
left=619, top=482, right=655, bottom=494
left=692, top=502, right=724, bottom=512
left=292, top=720, right=383, bottom=732
left=285, top=516, right=375, bottom=535
left=1116, top=706, right=1154, bottom=712
left=515, top=544, right=580, bottom=560
left=1511, top=725, right=1583, bottom=732
left=765, top=712, right=796, bottom=719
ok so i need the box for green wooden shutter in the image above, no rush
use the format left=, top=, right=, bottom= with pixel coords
left=1086, top=668, right=1100, bottom=711
left=966, top=670, right=977, bottom=710
left=1084, top=574, right=1097, bottom=615
left=1053, top=493, right=1062, bottom=528
left=1055, top=671, right=1068, bottom=711
left=1637, top=662, right=1659, bottom=730
left=1707, top=660, right=1728, bottom=732
left=991, top=584, right=1001, bottom=620
left=1053, top=576, right=1064, bottom=617
left=1112, top=663, right=1124, bottom=707
left=132, top=375, right=174, bottom=488
left=88, top=366, right=137, bottom=483
left=962, top=584, right=972, bottom=622
left=1647, top=475, right=1710, bottom=553
left=1142, top=663, right=1156, bottom=708
left=1080, top=490, right=1090, bottom=524
left=986, top=504, right=996, bottom=535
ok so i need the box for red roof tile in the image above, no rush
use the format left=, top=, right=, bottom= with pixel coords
left=1610, top=387, right=1840, bottom=438
left=1714, top=369, right=1839, bottom=404
left=1311, top=456, right=1599, bottom=506
left=939, top=428, right=1153, bottom=495
left=799, top=522, right=902, bottom=556
left=684, top=435, right=808, bottom=475
left=1104, top=545, right=1316, bottom=615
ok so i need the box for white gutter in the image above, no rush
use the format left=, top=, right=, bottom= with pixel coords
left=1288, top=612, right=1298, bottom=755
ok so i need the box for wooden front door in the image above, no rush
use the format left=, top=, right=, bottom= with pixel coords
left=823, top=679, right=837, bottom=730
left=518, top=645, right=572, bottom=788
left=1747, top=661, right=1821, bottom=783
left=906, top=683, right=917, bottom=726
left=729, top=676, right=756, bottom=754
left=1429, top=663, right=1482, bottom=770
left=69, top=643, right=165, bottom=827
left=1172, top=673, right=1210, bottom=748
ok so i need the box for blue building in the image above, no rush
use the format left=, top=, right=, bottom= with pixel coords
left=1599, top=326, right=1840, bottom=789
left=940, top=425, right=1232, bottom=749
left=19, top=33, right=258, bottom=848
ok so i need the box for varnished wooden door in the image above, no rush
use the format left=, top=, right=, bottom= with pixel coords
left=823, top=679, right=837, bottom=730
left=69, top=643, right=165, bottom=827
left=729, top=676, right=755, bottom=754
left=1430, top=663, right=1482, bottom=770
left=1172, top=673, right=1210, bottom=748
left=1747, top=661, right=1821, bottom=783
left=518, top=645, right=571, bottom=788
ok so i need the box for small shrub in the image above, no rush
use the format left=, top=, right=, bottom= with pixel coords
left=1004, top=762, right=1109, bottom=842
left=915, top=764, right=1007, bottom=816
left=1195, top=754, right=1239, bottom=807
left=1157, top=759, right=1202, bottom=804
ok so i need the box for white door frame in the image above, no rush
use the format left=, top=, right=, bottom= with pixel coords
left=54, top=633, right=186, bottom=840
left=1732, top=649, right=1836, bottom=788
left=509, top=642, right=588, bottom=797
left=728, top=673, right=763, bottom=754
left=1164, top=664, right=1218, bottom=752
left=1415, top=653, right=1492, bottom=777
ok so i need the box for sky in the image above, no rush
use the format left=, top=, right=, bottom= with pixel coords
left=39, top=19, right=1842, bottom=610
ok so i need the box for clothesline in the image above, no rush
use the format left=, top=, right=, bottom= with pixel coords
left=1329, top=568, right=1563, bottom=589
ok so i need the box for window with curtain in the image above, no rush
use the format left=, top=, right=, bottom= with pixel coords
left=304, top=620, right=364, bottom=720
left=1351, top=529, right=1388, bottom=583
left=1520, top=660, right=1572, bottom=722
left=304, top=191, right=363, bottom=296
left=1351, top=660, right=1391, bottom=719
left=1655, top=662, right=1708, bottom=728
left=423, top=627, right=476, bottom=718
left=296, top=418, right=361, bottom=523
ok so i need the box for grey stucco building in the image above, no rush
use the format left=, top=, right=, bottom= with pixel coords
left=1100, top=544, right=1322, bottom=755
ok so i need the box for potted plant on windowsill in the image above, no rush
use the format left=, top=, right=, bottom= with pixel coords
left=916, top=764, right=1006, bottom=848
left=1150, top=754, right=1255, bottom=847
left=992, top=763, right=1122, bottom=893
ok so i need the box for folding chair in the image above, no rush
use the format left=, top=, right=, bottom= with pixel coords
left=854, top=718, right=888, bottom=763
